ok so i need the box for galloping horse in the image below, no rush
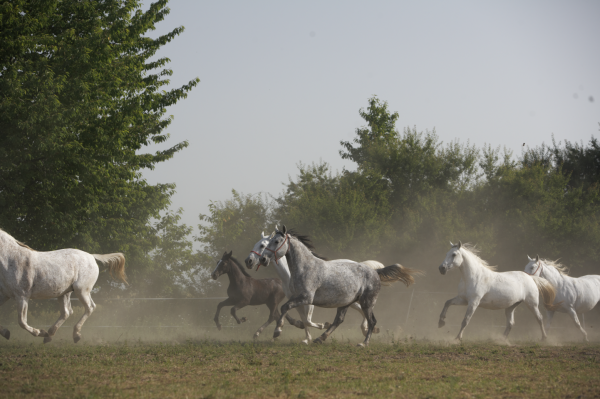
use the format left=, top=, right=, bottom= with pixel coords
left=260, top=226, right=421, bottom=346
left=524, top=255, right=600, bottom=341
left=211, top=250, right=297, bottom=339
left=438, top=242, right=560, bottom=342
left=245, top=231, right=386, bottom=344
left=0, top=228, right=127, bottom=343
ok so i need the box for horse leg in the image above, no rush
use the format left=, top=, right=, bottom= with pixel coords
left=273, top=294, right=311, bottom=339
left=230, top=302, right=249, bottom=324
left=72, top=290, right=96, bottom=343
left=213, top=298, right=236, bottom=331
left=350, top=302, right=379, bottom=336
left=545, top=309, right=555, bottom=331
left=44, top=293, right=74, bottom=344
left=254, top=303, right=279, bottom=340
left=0, top=296, right=10, bottom=340
left=566, top=307, right=588, bottom=342
left=503, top=302, right=521, bottom=341
left=523, top=300, right=547, bottom=341
left=580, top=312, right=586, bottom=329
left=439, top=296, right=467, bottom=328
left=455, top=300, right=480, bottom=341
left=16, top=296, right=48, bottom=338
left=313, top=305, right=351, bottom=344
left=293, top=305, right=313, bottom=344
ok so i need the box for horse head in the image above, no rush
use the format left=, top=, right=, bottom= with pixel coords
left=212, top=250, right=233, bottom=280
left=439, top=241, right=463, bottom=275
left=260, top=225, right=290, bottom=266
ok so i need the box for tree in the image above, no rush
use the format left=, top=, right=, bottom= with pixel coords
left=0, top=0, right=199, bottom=291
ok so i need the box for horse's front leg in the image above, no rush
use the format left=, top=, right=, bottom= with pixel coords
left=438, top=296, right=467, bottom=328
left=456, top=299, right=480, bottom=341
left=213, top=298, right=236, bottom=331
left=16, top=297, right=48, bottom=338
left=273, top=294, right=312, bottom=339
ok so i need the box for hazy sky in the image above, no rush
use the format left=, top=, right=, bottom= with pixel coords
left=140, top=0, right=600, bottom=231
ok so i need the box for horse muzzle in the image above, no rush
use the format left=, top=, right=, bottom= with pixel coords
left=244, top=256, right=254, bottom=269
left=439, top=265, right=447, bottom=275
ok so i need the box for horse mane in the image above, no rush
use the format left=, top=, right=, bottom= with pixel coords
left=459, top=243, right=497, bottom=271
left=541, top=258, right=569, bottom=275
left=230, top=256, right=252, bottom=277
left=0, top=228, right=37, bottom=251
left=285, top=229, right=329, bottom=261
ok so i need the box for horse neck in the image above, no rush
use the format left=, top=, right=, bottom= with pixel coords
left=224, top=262, right=249, bottom=286
left=459, top=250, right=492, bottom=282
left=539, top=263, right=563, bottom=286
left=273, top=256, right=291, bottom=287
left=286, top=237, right=315, bottom=276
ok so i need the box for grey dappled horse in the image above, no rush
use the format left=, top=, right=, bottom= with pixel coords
left=260, top=226, right=422, bottom=346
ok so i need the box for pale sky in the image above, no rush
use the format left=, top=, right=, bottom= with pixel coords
left=140, top=0, right=600, bottom=232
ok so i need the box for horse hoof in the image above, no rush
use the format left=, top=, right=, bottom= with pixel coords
left=216, top=325, right=222, bottom=331
left=43, top=336, right=52, bottom=344
left=73, top=335, right=81, bottom=344
left=1, top=330, right=9, bottom=340
left=357, top=343, right=366, bottom=347
left=324, top=322, right=331, bottom=329
left=373, top=327, right=380, bottom=334
left=253, top=333, right=260, bottom=340
left=301, top=340, right=309, bottom=345
left=240, top=317, right=248, bottom=323
left=273, top=330, right=281, bottom=339
left=438, top=320, right=445, bottom=328
left=39, top=329, right=49, bottom=338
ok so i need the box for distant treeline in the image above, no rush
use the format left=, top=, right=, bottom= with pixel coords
left=199, top=98, right=600, bottom=291
left=1, top=2, right=598, bottom=299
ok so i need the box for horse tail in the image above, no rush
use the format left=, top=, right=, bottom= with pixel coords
left=531, top=276, right=561, bottom=311
left=93, top=253, right=128, bottom=285
left=376, top=264, right=424, bottom=287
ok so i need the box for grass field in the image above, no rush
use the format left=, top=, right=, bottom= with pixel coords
left=1, top=337, right=599, bottom=398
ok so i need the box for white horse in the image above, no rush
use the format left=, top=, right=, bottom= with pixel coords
left=438, top=241, right=560, bottom=342
left=259, top=226, right=421, bottom=346
left=524, top=255, right=600, bottom=342
left=245, top=231, right=385, bottom=344
left=0, top=228, right=127, bottom=343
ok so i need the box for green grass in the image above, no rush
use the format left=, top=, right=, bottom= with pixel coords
left=1, top=339, right=599, bottom=398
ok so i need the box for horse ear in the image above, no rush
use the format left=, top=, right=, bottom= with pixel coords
left=458, top=241, right=462, bottom=249
left=282, top=225, right=287, bottom=235
left=269, top=231, right=275, bottom=238
left=261, top=231, right=267, bottom=239
left=536, top=254, right=539, bottom=262
left=450, top=241, right=454, bottom=247
left=222, top=251, right=228, bottom=258
left=527, top=255, right=533, bottom=261
left=275, top=225, right=280, bottom=232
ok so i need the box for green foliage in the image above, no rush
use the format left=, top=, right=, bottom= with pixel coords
left=0, top=0, right=199, bottom=293
left=197, top=190, right=274, bottom=260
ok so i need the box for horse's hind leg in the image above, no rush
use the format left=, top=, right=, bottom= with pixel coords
left=230, top=302, right=249, bottom=324
left=358, top=305, right=378, bottom=347
left=524, top=300, right=548, bottom=341
left=566, top=307, right=588, bottom=342
left=44, top=293, right=74, bottom=344
left=72, top=290, right=96, bottom=343
left=313, top=305, right=350, bottom=344
left=0, top=296, right=10, bottom=340
left=503, top=302, right=521, bottom=341
left=350, top=302, right=379, bottom=336
left=254, top=303, right=279, bottom=339
left=16, top=296, right=48, bottom=338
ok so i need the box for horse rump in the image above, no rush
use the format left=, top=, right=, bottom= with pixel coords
left=376, top=264, right=424, bottom=287
left=93, top=253, right=128, bottom=285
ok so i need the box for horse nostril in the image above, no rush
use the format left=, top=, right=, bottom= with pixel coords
left=260, top=257, right=266, bottom=264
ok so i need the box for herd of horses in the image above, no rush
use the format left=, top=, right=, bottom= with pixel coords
left=0, top=226, right=599, bottom=346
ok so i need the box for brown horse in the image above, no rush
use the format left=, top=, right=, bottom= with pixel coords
left=211, top=251, right=297, bottom=339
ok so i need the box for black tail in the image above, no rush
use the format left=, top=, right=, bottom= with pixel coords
left=376, top=264, right=424, bottom=287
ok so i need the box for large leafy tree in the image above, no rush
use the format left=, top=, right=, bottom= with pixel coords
left=0, top=1, right=198, bottom=254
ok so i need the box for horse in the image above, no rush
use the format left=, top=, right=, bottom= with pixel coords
left=0, top=228, right=127, bottom=343
left=211, top=250, right=298, bottom=339
left=524, top=255, right=600, bottom=342
left=259, top=226, right=421, bottom=346
left=438, top=241, right=561, bottom=342
left=245, top=231, right=386, bottom=344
